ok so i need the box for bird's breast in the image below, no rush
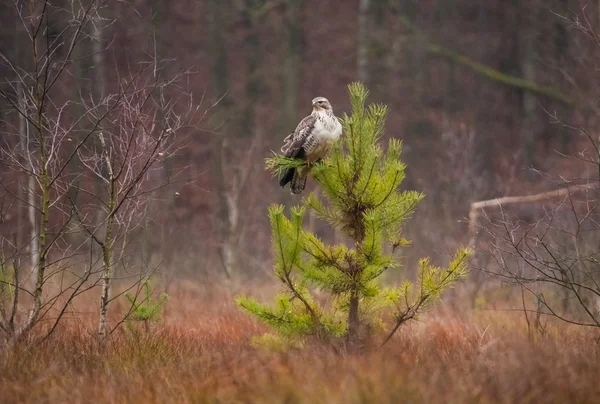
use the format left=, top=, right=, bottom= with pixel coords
left=306, top=117, right=342, bottom=162
left=313, top=115, right=342, bottom=141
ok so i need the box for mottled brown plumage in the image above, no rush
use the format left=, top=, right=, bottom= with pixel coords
left=279, top=97, right=343, bottom=194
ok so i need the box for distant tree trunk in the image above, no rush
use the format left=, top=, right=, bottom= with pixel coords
left=241, top=0, right=265, bottom=135
left=388, top=0, right=416, bottom=104
left=553, top=0, right=570, bottom=153
left=144, top=0, right=169, bottom=268
left=213, top=0, right=267, bottom=276
left=282, top=0, right=303, bottom=127
left=370, top=1, right=391, bottom=97
left=207, top=0, right=234, bottom=277
left=276, top=0, right=304, bottom=208
left=357, top=0, right=371, bottom=83
left=520, top=3, right=540, bottom=170
left=219, top=141, right=240, bottom=277
left=472, top=1, right=495, bottom=193
left=149, top=0, right=166, bottom=63
left=92, top=10, right=105, bottom=102
left=67, top=1, right=87, bottom=248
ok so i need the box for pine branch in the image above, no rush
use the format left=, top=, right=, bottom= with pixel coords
left=265, top=153, right=308, bottom=176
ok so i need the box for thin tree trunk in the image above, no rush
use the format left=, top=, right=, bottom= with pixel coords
left=224, top=175, right=240, bottom=276
left=282, top=0, right=303, bottom=126
left=18, top=82, right=38, bottom=272
left=521, top=52, right=538, bottom=169
left=92, top=8, right=106, bottom=235
left=92, top=10, right=105, bottom=102
left=142, top=1, right=167, bottom=269
left=207, top=0, right=234, bottom=277
left=20, top=37, right=52, bottom=338
left=241, top=0, right=264, bottom=135
left=520, top=4, right=539, bottom=170
left=213, top=135, right=232, bottom=277
left=27, top=174, right=38, bottom=271
left=370, top=1, right=391, bottom=96
left=98, top=133, right=115, bottom=338
left=357, top=0, right=370, bottom=83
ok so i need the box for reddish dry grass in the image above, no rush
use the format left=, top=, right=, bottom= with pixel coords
left=1, top=281, right=599, bottom=403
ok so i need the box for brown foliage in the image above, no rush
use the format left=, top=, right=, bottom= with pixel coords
left=1, top=281, right=599, bottom=403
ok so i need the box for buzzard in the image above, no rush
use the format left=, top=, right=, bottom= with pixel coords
left=279, top=97, right=343, bottom=194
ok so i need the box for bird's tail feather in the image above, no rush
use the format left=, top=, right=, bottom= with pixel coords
left=291, top=169, right=307, bottom=195
left=279, top=167, right=295, bottom=188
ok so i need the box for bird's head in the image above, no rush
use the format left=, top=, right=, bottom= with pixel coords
left=312, top=97, right=332, bottom=112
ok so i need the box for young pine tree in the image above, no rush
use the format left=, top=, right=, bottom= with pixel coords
left=237, top=83, right=470, bottom=348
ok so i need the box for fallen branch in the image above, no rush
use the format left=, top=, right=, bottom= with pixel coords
left=393, top=12, right=575, bottom=108
left=427, top=43, right=575, bottom=108
left=468, top=182, right=600, bottom=248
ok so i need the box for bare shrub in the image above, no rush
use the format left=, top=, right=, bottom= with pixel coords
left=0, top=0, right=203, bottom=344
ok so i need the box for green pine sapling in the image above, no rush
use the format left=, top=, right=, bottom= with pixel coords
left=238, top=83, right=470, bottom=349
left=125, top=279, right=168, bottom=334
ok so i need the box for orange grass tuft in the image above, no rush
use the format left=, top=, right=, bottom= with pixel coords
left=1, top=281, right=599, bottom=403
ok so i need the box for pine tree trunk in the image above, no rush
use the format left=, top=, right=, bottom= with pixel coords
left=347, top=292, right=360, bottom=345
left=347, top=214, right=367, bottom=347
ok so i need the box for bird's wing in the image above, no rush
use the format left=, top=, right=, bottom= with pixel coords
left=280, top=132, right=294, bottom=153
left=282, top=114, right=316, bottom=158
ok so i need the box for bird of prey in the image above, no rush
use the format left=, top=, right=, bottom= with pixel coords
left=279, top=97, right=343, bottom=194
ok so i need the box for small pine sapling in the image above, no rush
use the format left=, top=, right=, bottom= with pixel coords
left=238, top=83, right=471, bottom=349
left=125, top=279, right=168, bottom=334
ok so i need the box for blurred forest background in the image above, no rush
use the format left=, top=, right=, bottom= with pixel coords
left=1, top=0, right=598, bottom=283
left=4, top=1, right=600, bottom=402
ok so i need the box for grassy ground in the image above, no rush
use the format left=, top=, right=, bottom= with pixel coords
left=1, top=281, right=599, bottom=403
